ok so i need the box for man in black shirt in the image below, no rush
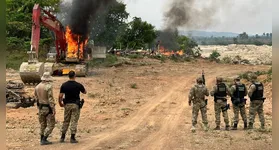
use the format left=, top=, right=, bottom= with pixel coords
left=58, top=71, right=87, bottom=143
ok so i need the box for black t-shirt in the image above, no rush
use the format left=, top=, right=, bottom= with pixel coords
left=60, top=80, right=85, bottom=104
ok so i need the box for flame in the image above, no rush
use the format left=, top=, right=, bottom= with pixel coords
left=65, top=26, right=88, bottom=60
left=176, top=50, right=183, bottom=56
left=158, top=46, right=184, bottom=56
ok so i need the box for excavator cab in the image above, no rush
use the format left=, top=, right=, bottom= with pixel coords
left=46, top=47, right=57, bottom=62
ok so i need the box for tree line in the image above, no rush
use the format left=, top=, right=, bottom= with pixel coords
left=193, top=32, right=272, bottom=46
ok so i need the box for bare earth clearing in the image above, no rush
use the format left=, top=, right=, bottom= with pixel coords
left=199, top=45, right=272, bottom=65
left=6, top=58, right=272, bottom=150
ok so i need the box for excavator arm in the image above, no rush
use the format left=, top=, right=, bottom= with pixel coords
left=31, top=4, right=67, bottom=62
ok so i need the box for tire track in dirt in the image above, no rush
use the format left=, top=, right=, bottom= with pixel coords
left=133, top=79, right=192, bottom=150
left=50, top=76, right=194, bottom=150
left=136, top=74, right=218, bottom=150
left=52, top=64, right=239, bottom=150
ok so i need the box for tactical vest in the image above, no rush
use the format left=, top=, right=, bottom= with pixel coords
left=214, top=83, right=227, bottom=97
left=250, top=83, right=264, bottom=100
left=194, top=84, right=205, bottom=100
left=233, top=84, right=246, bottom=98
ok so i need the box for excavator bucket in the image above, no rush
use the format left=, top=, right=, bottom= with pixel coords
left=19, top=62, right=44, bottom=84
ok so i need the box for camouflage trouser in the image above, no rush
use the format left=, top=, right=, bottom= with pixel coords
left=249, top=100, right=265, bottom=125
left=192, top=101, right=208, bottom=126
left=38, top=107, right=55, bottom=136
left=214, top=100, right=229, bottom=126
left=233, top=102, right=247, bottom=124
left=61, top=104, right=80, bottom=134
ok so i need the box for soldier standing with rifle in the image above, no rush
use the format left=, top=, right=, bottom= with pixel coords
left=35, top=72, right=55, bottom=145
left=188, top=73, right=209, bottom=132
left=230, top=77, right=248, bottom=130
left=210, top=77, right=231, bottom=131
left=248, top=74, right=266, bottom=130
left=59, top=71, right=87, bottom=143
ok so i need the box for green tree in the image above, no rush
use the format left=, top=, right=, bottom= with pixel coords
left=119, top=17, right=157, bottom=49
left=209, top=50, right=221, bottom=62
left=177, top=35, right=198, bottom=55
left=239, top=32, right=249, bottom=39
left=91, top=1, right=129, bottom=48
left=6, top=0, right=61, bottom=51
left=266, top=33, right=269, bottom=37
left=233, top=37, right=238, bottom=44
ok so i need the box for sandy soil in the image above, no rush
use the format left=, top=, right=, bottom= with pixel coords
left=6, top=58, right=272, bottom=150
left=199, top=45, right=272, bottom=65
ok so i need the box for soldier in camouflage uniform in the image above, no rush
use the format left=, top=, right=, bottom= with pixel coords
left=210, top=77, right=230, bottom=130
left=188, top=77, right=209, bottom=132
left=59, top=71, right=87, bottom=143
left=248, top=74, right=265, bottom=129
left=35, top=72, right=55, bottom=145
left=230, top=77, right=248, bottom=130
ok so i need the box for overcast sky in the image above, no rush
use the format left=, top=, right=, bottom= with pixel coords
left=122, top=0, right=272, bottom=35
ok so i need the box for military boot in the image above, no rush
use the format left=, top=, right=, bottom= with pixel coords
left=214, top=125, right=220, bottom=130
left=40, top=135, right=44, bottom=142
left=232, top=123, right=237, bottom=130
left=203, top=124, right=209, bottom=131
left=260, top=124, right=265, bottom=130
left=40, top=136, right=52, bottom=145
left=244, top=122, right=248, bottom=130
left=70, top=134, right=78, bottom=143
left=248, top=122, right=253, bottom=129
left=225, top=125, right=230, bottom=131
left=191, top=126, right=196, bottom=133
left=60, top=133, right=66, bottom=143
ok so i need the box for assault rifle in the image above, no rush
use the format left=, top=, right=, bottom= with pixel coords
left=202, top=70, right=205, bottom=85
left=202, top=70, right=208, bottom=106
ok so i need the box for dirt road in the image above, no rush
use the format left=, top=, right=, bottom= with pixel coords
left=6, top=59, right=272, bottom=150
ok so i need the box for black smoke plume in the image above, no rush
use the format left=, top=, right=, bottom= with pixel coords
left=157, top=0, right=227, bottom=49
left=164, top=0, right=225, bottom=30
left=67, top=0, right=114, bottom=42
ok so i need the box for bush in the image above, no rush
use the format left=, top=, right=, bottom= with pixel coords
left=130, top=83, right=137, bottom=89
left=265, top=67, right=272, bottom=82
left=239, top=71, right=253, bottom=80
left=128, top=54, right=144, bottom=59
left=239, top=69, right=272, bottom=82
left=160, top=55, right=167, bottom=63
left=88, top=54, right=118, bottom=67
left=183, top=57, right=192, bottom=62
left=170, top=55, right=179, bottom=62
left=209, top=50, right=221, bottom=62
left=6, top=50, right=28, bottom=69
left=222, top=56, right=232, bottom=64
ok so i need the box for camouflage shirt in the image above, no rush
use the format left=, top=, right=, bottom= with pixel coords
left=210, top=83, right=231, bottom=97
left=230, top=82, right=248, bottom=97
left=188, top=84, right=209, bottom=104
left=35, top=82, right=55, bottom=110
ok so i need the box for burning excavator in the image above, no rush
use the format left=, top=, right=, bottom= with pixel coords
left=20, top=4, right=89, bottom=84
